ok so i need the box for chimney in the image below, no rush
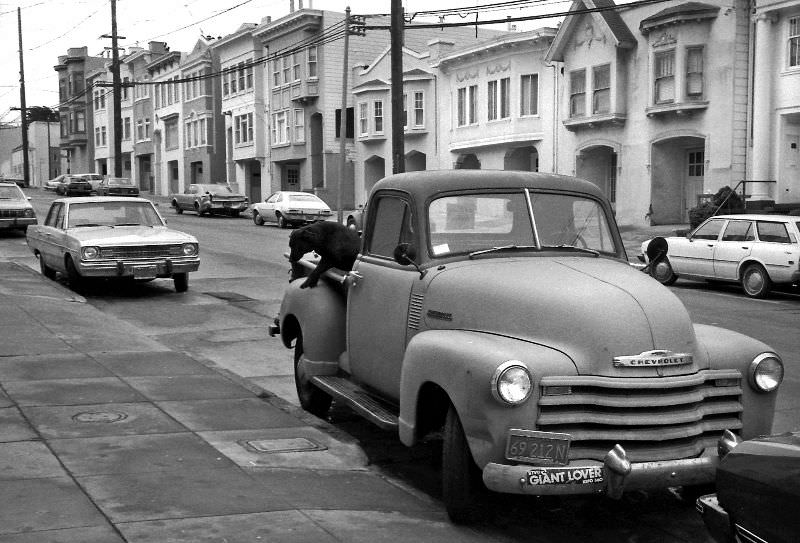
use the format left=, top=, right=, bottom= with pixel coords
left=427, top=39, right=455, bottom=61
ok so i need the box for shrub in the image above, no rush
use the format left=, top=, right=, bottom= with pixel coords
left=688, top=186, right=744, bottom=229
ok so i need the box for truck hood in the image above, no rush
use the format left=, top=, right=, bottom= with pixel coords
left=421, top=256, right=704, bottom=376
left=67, top=226, right=196, bottom=245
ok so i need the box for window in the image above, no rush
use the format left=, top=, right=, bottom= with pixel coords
left=294, top=108, right=305, bottom=143
left=500, top=77, right=510, bottom=118
left=123, top=117, right=131, bottom=140
left=359, top=103, right=368, bottom=136
left=368, top=196, right=414, bottom=258
left=757, top=221, right=792, bottom=243
left=59, top=78, right=67, bottom=101
left=273, top=59, right=281, bottom=87
left=272, top=111, right=288, bottom=144
left=199, top=118, right=207, bottom=145
left=334, top=107, right=355, bottom=139
left=520, top=74, right=538, bottom=116
left=60, top=114, right=69, bottom=137
left=246, top=60, right=254, bottom=89
left=457, top=87, right=466, bottom=126
left=74, top=110, right=85, bottom=133
left=136, top=119, right=144, bottom=141
left=692, top=218, right=724, bottom=240
left=292, top=53, right=300, bottom=81
left=722, top=220, right=755, bottom=242
left=570, top=70, right=586, bottom=117
left=144, top=118, right=151, bottom=138
left=122, top=77, right=130, bottom=101
left=413, top=91, right=424, bottom=127
left=468, top=85, right=477, bottom=124
left=234, top=112, right=254, bottom=144
left=373, top=100, right=384, bottom=134
left=790, top=17, right=800, bottom=68
left=283, top=56, right=291, bottom=84
left=307, top=46, right=318, bottom=78
left=593, top=64, right=610, bottom=114
left=238, top=62, right=246, bottom=92
left=688, top=150, right=704, bottom=176
left=230, top=67, right=238, bottom=94
left=95, top=126, right=107, bottom=146
left=165, top=120, right=178, bottom=150
left=403, top=93, right=408, bottom=129
left=686, top=47, right=704, bottom=98
left=101, top=126, right=106, bottom=146
left=488, top=80, right=497, bottom=121
left=654, top=50, right=675, bottom=104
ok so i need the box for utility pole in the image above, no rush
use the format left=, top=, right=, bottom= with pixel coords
left=390, top=0, right=404, bottom=174
left=110, top=0, right=123, bottom=177
left=337, top=7, right=351, bottom=224
left=17, top=7, right=30, bottom=187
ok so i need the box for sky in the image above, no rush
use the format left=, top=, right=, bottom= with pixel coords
left=0, top=0, right=575, bottom=124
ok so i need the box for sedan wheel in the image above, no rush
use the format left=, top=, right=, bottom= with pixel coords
left=253, top=211, right=265, bottom=226
left=277, top=214, right=287, bottom=229
left=651, top=257, right=677, bottom=286
left=65, top=256, right=84, bottom=291
left=38, top=253, right=56, bottom=280
left=172, top=200, right=183, bottom=214
left=173, top=272, right=189, bottom=293
left=741, top=263, right=771, bottom=298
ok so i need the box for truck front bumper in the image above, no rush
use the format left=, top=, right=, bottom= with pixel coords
left=482, top=444, right=718, bottom=498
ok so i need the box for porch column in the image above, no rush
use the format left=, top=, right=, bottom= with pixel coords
left=750, top=13, right=776, bottom=202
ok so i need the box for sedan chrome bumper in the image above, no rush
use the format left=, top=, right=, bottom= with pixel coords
left=78, top=257, right=200, bottom=278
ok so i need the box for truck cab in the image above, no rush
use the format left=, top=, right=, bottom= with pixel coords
left=273, top=170, right=783, bottom=523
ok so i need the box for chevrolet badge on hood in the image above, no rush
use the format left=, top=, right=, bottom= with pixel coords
left=613, top=350, right=693, bottom=367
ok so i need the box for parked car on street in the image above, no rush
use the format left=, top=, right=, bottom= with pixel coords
left=49, top=174, right=93, bottom=196
left=640, top=214, right=800, bottom=298
left=44, top=174, right=70, bottom=192
left=252, top=191, right=332, bottom=228
left=696, top=429, right=799, bottom=543
left=96, top=177, right=139, bottom=197
left=26, top=196, right=199, bottom=292
left=0, top=182, right=37, bottom=232
left=74, top=173, right=105, bottom=192
left=170, top=183, right=248, bottom=217
left=272, top=170, right=783, bottom=523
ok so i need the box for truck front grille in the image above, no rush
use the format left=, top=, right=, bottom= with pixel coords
left=98, top=244, right=185, bottom=259
left=537, top=370, right=742, bottom=462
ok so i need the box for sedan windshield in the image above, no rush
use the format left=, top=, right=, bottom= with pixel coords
left=428, top=190, right=618, bottom=257
left=0, top=185, right=25, bottom=200
left=67, top=201, right=163, bottom=228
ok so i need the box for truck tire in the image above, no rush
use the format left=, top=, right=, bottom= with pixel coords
left=294, top=331, right=332, bottom=417
left=443, top=404, right=484, bottom=523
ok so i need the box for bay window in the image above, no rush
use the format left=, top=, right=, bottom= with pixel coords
left=654, top=50, right=675, bottom=104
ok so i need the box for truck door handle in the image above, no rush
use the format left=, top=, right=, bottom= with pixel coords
left=346, top=270, right=363, bottom=287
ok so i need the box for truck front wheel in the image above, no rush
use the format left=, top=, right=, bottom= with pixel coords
left=293, top=331, right=332, bottom=417
left=443, top=404, right=484, bottom=523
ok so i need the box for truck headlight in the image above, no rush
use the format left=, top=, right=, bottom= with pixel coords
left=181, top=243, right=198, bottom=256
left=749, top=353, right=783, bottom=393
left=491, top=361, right=532, bottom=405
left=81, top=246, right=100, bottom=260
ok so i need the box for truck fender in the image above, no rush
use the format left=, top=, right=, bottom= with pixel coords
left=279, top=279, right=346, bottom=365
left=693, top=323, right=778, bottom=438
left=397, top=329, right=576, bottom=467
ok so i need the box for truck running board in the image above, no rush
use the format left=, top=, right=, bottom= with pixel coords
left=311, top=376, right=399, bottom=431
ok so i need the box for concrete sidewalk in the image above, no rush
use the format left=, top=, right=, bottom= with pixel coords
left=0, top=261, right=497, bottom=542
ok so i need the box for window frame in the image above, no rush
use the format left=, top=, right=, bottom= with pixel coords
left=294, top=108, right=305, bottom=143
left=654, top=49, right=676, bottom=104
left=789, top=16, right=800, bottom=68
left=520, top=73, right=539, bottom=117
left=373, top=100, right=384, bottom=134
left=569, top=69, right=586, bottom=117
left=592, top=64, right=611, bottom=114
left=685, top=46, right=704, bottom=99
left=413, top=90, right=424, bottom=128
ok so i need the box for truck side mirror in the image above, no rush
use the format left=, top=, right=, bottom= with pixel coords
left=393, top=243, right=426, bottom=279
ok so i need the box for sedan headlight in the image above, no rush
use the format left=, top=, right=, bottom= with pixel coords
left=181, top=243, right=198, bottom=256
left=491, top=361, right=533, bottom=405
left=81, top=246, right=100, bottom=260
left=23, top=208, right=34, bottom=217
left=749, top=352, right=783, bottom=393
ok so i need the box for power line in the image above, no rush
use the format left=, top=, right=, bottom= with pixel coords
left=27, top=0, right=109, bottom=51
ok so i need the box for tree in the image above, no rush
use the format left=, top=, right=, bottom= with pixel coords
left=26, top=106, right=58, bottom=123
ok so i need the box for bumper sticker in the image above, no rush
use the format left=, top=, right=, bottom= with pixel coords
left=526, top=466, right=604, bottom=486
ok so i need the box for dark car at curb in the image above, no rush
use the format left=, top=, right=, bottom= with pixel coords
left=696, top=429, right=800, bottom=543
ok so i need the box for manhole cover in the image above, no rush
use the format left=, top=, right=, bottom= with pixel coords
left=240, top=437, right=327, bottom=454
left=205, top=291, right=257, bottom=303
left=72, top=411, right=128, bottom=423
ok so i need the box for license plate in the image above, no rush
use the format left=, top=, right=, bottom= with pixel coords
left=133, top=265, right=157, bottom=279
left=505, top=430, right=570, bottom=465
left=223, top=201, right=232, bottom=207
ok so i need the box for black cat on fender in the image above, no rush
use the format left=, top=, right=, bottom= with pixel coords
left=288, top=221, right=360, bottom=288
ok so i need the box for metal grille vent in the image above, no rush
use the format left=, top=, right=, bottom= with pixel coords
left=98, top=244, right=185, bottom=259
left=407, top=293, right=425, bottom=329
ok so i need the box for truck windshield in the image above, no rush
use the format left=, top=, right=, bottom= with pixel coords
left=428, top=190, right=617, bottom=257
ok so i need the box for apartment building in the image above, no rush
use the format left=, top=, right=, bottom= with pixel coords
left=434, top=29, right=558, bottom=174
left=750, top=0, right=800, bottom=209
left=147, top=47, right=185, bottom=195
left=54, top=47, right=106, bottom=174
left=547, top=0, right=753, bottom=226
left=125, top=42, right=168, bottom=193
left=181, top=39, right=226, bottom=190
left=211, top=22, right=267, bottom=203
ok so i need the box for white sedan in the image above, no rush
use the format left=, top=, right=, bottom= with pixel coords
left=641, top=214, right=800, bottom=298
left=251, top=191, right=332, bottom=228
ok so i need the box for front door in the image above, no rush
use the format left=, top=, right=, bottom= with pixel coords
left=671, top=217, right=724, bottom=277
left=713, top=219, right=754, bottom=280
left=347, top=193, right=417, bottom=400
left=285, top=164, right=300, bottom=191
left=683, top=149, right=704, bottom=220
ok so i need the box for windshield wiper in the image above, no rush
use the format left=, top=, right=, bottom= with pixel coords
left=71, top=223, right=105, bottom=228
left=540, top=245, right=600, bottom=256
left=469, top=245, right=539, bottom=258
left=115, top=223, right=142, bottom=226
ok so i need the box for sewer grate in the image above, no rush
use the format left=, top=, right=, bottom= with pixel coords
left=239, top=437, right=328, bottom=454
left=205, top=291, right=257, bottom=303
left=72, top=411, right=128, bottom=423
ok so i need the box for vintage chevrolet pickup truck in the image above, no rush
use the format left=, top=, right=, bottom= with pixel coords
left=270, top=170, right=783, bottom=522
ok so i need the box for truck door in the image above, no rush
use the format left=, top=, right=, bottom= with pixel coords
left=347, top=192, right=418, bottom=401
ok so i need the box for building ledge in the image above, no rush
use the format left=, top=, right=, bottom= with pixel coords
left=563, top=112, right=627, bottom=131
left=358, top=134, right=387, bottom=142
left=645, top=101, right=708, bottom=118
